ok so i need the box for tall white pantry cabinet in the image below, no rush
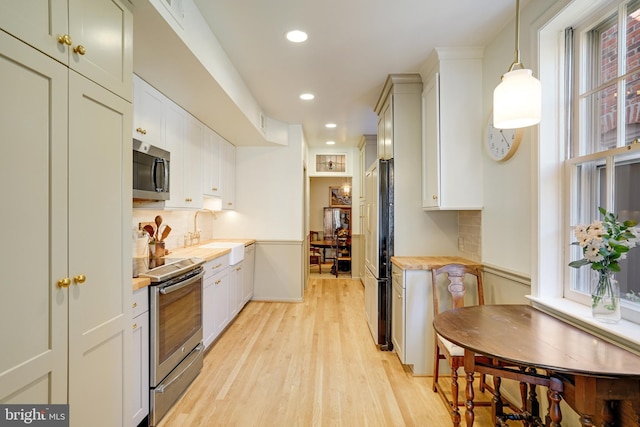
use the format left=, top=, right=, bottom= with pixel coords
left=0, top=1, right=134, bottom=426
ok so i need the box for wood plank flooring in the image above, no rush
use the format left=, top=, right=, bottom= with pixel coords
left=157, top=277, right=494, bottom=426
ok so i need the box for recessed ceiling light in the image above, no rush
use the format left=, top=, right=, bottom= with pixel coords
left=286, top=30, right=308, bottom=43
left=300, top=93, right=314, bottom=100
left=326, top=140, right=336, bottom=145
left=325, top=123, right=337, bottom=128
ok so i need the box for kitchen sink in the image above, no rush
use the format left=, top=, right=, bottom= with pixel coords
left=199, top=241, right=245, bottom=265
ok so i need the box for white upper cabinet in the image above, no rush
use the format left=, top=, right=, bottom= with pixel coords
left=133, top=75, right=165, bottom=147
left=421, top=47, right=483, bottom=210
left=0, top=0, right=133, bottom=101
left=164, top=103, right=204, bottom=209
left=202, top=127, right=222, bottom=198
left=221, top=139, right=236, bottom=210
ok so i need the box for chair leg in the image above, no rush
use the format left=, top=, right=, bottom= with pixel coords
left=433, top=341, right=440, bottom=392
left=451, top=359, right=461, bottom=427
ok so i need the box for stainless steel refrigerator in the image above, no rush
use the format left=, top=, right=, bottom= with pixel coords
left=364, top=158, right=393, bottom=350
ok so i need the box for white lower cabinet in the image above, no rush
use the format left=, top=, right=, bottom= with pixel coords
left=229, top=261, right=244, bottom=319
left=391, top=269, right=404, bottom=363
left=242, top=244, right=255, bottom=304
left=132, top=287, right=149, bottom=427
left=202, top=244, right=255, bottom=350
left=391, top=264, right=432, bottom=375
left=203, top=255, right=230, bottom=349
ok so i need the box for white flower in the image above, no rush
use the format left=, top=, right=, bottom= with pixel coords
left=584, top=244, right=604, bottom=262
left=574, top=225, right=588, bottom=241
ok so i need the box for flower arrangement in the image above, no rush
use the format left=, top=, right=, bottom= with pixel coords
left=569, top=207, right=639, bottom=311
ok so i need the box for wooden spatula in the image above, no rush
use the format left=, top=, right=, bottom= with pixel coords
left=160, top=225, right=172, bottom=242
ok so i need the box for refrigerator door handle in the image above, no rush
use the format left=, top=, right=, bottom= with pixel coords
left=366, top=203, right=370, bottom=232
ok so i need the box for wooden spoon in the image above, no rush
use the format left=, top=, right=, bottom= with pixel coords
left=160, top=225, right=172, bottom=242
left=143, top=224, right=155, bottom=239
left=154, top=215, right=162, bottom=240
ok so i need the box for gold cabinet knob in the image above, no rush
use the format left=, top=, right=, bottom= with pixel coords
left=132, top=323, right=138, bottom=330
left=432, top=195, right=438, bottom=200
left=132, top=302, right=138, bottom=309
left=58, top=34, right=72, bottom=46
left=215, top=279, right=222, bottom=285
left=57, top=277, right=71, bottom=288
left=73, top=44, right=86, bottom=55
left=136, top=127, right=147, bottom=135
left=73, top=274, right=86, bottom=284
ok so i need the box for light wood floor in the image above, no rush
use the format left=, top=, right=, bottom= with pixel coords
left=157, top=277, right=494, bottom=426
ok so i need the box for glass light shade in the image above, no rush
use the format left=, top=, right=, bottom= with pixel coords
left=493, top=68, right=542, bottom=129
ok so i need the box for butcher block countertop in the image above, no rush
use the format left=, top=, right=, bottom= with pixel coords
left=131, top=238, right=256, bottom=290
left=390, top=256, right=481, bottom=271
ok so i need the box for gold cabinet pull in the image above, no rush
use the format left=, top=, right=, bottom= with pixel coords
left=73, top=274, right=86, bottom=284
left=58, top=34, right=72, bottom=46
left=57, top=277, right=71, bottom=288
left=73, top=45, right=86, bottom=55
left=132, top=323, right=138, bottom=330
left=211, top=263, right=222, bottom=270
left=215, top=279, right=222, bottom=285
left=132, top=302, right=138, bottom=309
left=136, top=127, right=147, bottom=135
left=212, top=187, right=218, bottom=191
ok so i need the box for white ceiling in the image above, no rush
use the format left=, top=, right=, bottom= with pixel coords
left=191, top=0, right=528, bottom=148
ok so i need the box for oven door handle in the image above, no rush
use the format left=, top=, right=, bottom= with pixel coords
left=155, top=343, right=204, bottom=393
left=159, top=270, right=204, bottom=294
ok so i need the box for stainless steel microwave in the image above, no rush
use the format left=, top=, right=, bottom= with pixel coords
left=133, top=139, right=170, bottom=200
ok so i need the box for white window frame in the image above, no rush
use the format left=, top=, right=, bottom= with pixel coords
left=531, top=0, right=640, bottom=350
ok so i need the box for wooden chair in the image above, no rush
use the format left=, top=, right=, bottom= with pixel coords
left=309, top=231, right=322, bottom=273
left=333, top=237, right=351, bottom=277
left=431, top=264, right=492, bottom=426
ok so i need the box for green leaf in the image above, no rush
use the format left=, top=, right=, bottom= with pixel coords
left=569, top=259, right=589, bottom=268
left=624, top=219, right=638, bottom=227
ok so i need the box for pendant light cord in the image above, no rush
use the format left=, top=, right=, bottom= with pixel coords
left=508, top=0, right=524, bottom=72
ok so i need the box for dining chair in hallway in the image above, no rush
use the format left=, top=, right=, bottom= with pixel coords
left=332, top=237, right=351, bottom=277
left=310, top=231, right=322, bottom=273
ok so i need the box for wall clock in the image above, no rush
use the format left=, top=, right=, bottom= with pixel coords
left=484, top=112, right=524, bottom=162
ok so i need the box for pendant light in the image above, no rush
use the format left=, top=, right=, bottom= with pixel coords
left=493, top=0, right=541, bottom=129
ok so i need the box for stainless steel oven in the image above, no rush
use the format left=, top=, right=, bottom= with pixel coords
left=141, top=257, right=205, bottom=426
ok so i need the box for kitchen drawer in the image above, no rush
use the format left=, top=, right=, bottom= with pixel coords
left=203, top=254, right=230, bottom=279
left=132, top=286, right=149, bottom=317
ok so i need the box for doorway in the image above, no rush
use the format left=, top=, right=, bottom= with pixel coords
left=309, top=176, right=352, bottom=278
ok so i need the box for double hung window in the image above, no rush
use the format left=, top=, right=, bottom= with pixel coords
left=566, top=0, right=640, bottom=317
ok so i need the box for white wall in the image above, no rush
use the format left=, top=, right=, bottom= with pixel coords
left=213, top=124, right=304, bottom=241
left=480, top=0, right=557, bottom=275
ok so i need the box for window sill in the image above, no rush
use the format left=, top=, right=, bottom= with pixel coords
left=526, top=296, right=640, bottom=354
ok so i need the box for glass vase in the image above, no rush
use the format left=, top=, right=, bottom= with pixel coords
left=591, top=270, right=621, bottom=323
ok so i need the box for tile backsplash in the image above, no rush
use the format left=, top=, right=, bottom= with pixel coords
left=458, top=211, right=481, bottom=262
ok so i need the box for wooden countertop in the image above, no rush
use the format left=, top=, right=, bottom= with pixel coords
left=390, top=256, right=481, bottom=271
left=131, top=238, right=256, bottom=290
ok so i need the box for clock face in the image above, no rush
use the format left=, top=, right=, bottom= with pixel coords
left=485, top=113, right=523, bottom=162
